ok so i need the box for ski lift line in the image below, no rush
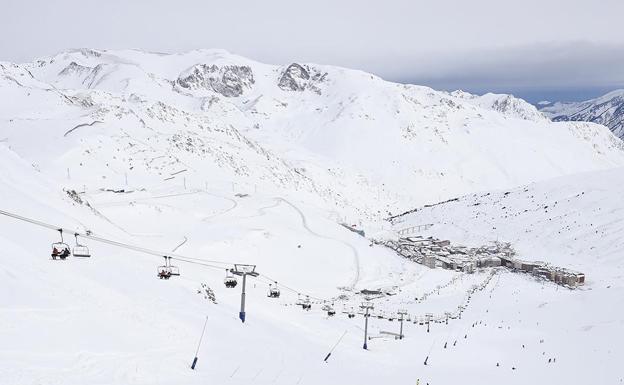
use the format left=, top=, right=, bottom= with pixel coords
left=173, top=257, right=227, bottom=272
left=0, top=208, right=328, bottom=303
left=255, top=274, right=326, bottom=302
left=0, top=208, right=231, bottom=266
left=254, top=273, right=327, bottom=302
left=255, top=272, right=325, bottom=301
left=253, top=274, right=320, bottom=300
left=0, top=208, right=497, bottom=321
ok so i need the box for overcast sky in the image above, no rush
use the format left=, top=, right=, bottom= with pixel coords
left=2, top=0, right=623, bottom=102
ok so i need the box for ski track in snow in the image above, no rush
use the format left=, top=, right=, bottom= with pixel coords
left=276, top=197, right=361, bottom=290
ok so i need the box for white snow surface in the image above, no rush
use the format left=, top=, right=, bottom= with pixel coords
left=1, top=49, right=624, bottom=385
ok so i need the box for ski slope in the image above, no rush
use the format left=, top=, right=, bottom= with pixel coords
left=1, top=49, right=624, bottom=385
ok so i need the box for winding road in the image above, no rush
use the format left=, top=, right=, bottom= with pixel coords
left=276, top=197, right=361, bottom=290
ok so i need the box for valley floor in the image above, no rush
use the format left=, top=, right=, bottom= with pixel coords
left=2, top=173, right=623, bottom=385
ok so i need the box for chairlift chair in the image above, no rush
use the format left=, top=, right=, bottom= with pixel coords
left=72, top=233, right=91, bottom=258
left=267, top=282, right=281, bottom=298
left=158, top=256, right=178, bottom=279
left=158, top=265, right=172, bottom=279
left=295, top=294, right=311, bottom=310
left=51, top=229, right=71, bottom=260
left=301, top=295, right=312, bottom=310
left=224, top=269, right=238, bottom=288
left=322, top=303, right=336, bottom=316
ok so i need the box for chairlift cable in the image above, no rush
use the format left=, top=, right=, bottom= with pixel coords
left=0, top=208, right=488, bottom=321
left=0, top=208, right=336, bottom=305
left=0, top=208, right=230, bottom=265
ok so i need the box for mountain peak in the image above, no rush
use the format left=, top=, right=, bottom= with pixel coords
left=539, top=89, right=624, bottom=140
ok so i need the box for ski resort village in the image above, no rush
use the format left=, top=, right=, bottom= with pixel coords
left=1, top=30, right=624, bottom=385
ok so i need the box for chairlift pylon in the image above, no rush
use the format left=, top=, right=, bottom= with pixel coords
left=51, top=229, right=70, bottom=260
left=72, top=233, right=91, bottom=258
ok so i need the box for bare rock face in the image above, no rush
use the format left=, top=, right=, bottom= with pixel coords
left=58, top=62, right=93, bottom=77
left=278, top=63, right=310, bottom=91
left=278, top=63, right=327, bottom=94
left=177, top=64, right=254, bottom=97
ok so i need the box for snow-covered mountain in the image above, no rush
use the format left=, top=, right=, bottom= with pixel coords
left=539, top=89, right=624, bottom=140
left=2, top=48, right=624, bottom=385
left=2, top=48, right=624, bottom=220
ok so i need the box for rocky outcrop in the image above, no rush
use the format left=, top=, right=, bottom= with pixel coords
left=58, top=61, right=93, bottom=77
left=451, top=91, right=548, bottom=122
left=278, top=63, right=327, bottom=94
left=177, top=64, right=254, bottom=97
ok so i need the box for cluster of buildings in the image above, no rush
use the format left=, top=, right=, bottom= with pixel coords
left=380, top=235, right=585, bottom=289
left=499, top=258, right=585, bottom=287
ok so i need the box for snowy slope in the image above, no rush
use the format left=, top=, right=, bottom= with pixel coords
left=388, top=167, right=624, bottom=383
left=539, top=89, right=624, bottom=140
left=391, top=167, right=624, bottom=281
left=3, top=48, right=624, bottom=217
left=2, top=156, right=623, bottom=385
left=2, top=49, right=624, bottom=385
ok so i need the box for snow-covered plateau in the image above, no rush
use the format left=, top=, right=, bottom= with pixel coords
left=1, top=48, right=623, bottom=385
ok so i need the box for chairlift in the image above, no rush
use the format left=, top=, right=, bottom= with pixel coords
left=72, top=233, right=91, bottom=258
left=297, top=295, right=312, bottom=310
left=267, top=282, right=281, bottom=298
left=303, top=296, right=312, bottom=310
left=157, top=256, right=172, bottom=279
left=224, top=269, right=238, bottom=288
left=51, top=229, right=71, bottom=260
left=322, top=302, right=336, bottom=316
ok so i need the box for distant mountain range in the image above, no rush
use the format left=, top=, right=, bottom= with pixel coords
left=539, top=90, right=624, bottom=140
